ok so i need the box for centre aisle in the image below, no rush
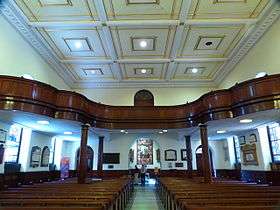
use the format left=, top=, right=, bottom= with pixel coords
left=126, top=184, right=163, bottom=210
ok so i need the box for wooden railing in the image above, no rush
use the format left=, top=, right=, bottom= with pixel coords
left=0, top=74, right=279, bottom=129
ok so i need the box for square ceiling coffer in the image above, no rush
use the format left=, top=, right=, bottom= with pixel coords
left=131, top=37, right=156, bottom=51
left=38, top=0, right=72, bottom=7
left=126, top=0, right=159, bottom=4
left=213, top=0, right=246, bottom=3
left=83, top=68, right=104, bottom=76
left=195, top=36, right=224, bottom=51
left=64, top=38, right=92, bottom=52
left=185, top=67, right=205, bottom=75
left=134, top=68, right=153, bottom=75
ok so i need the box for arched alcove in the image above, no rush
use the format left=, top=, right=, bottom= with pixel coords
left=134, top=89, right=154, bottom=106
left=195, top=145, right=215, bottom=176
left=76, top=146, right=94, bottom=171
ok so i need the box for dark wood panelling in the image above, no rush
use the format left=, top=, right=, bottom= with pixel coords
left=0, top=74, right=279, bottom=129
left=216, top=169, right=280, bottom=186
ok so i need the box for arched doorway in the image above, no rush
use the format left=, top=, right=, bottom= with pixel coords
left=76, top=146, right=94, bottom=171
left=195, top=145, right=214, bottom=176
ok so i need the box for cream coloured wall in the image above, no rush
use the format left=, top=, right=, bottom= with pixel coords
left=0, top=15, right=69, bottom=90
left=75, top=87, right=214, bottom=106
left=220, top=18, right=280, bottom=88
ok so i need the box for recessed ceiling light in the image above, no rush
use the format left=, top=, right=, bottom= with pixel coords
left=217, top=130, right=226, bottom=134
left=125, top=131, right=128, bottom=134
left=192, top=68, right=198, bottom=73
left=240, top=119, right=253, bottom=123
left=256, top=72, right=267, bottom=78
left=90, top=70, right=97, bottom=74
left=141, top=69, right=147, bottom=74
left=205, top=41, right=213, bottom=46
left=37, top=120, right=49, bottom=125
left=22, top=74, right=34, bottom=80
left=140, top=40, right=147, bottom=48
left=64, top=131, right=73, bottom=135
left=120, top=130, right=125, bottom=133
left=162, top=129, right=168, bottom=133
left=74, top=41, right=82, bottom=49
left=159, top=131, right=163, bottom=134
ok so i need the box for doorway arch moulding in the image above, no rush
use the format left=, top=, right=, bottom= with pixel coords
left=0, top=74, right=279, bottom=129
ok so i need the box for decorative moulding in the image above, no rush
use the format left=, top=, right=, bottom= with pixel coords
left=214, top=2, right=280, bottom=85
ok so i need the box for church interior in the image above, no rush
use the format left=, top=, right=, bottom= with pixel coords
left=0, top=0, right=280, bottom=209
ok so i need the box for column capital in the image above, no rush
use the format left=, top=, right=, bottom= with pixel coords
left=82, top=123, right=91, bottom=128
left=198, top=123, right=207, bottom=128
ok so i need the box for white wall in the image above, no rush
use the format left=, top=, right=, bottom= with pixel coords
left=0, top=15, right=69, bottom=90
left=220, top=18, right=280, bottom=89
left=24, top=131, right=52, bottom=172
left=59, top=133, right=99, bottom=170
left=191, top=139, right=227, bottom=171
left=74, top=87, right=214, bottom=106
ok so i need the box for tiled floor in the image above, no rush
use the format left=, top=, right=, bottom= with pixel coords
left=126, top=183, right=164, bottom=210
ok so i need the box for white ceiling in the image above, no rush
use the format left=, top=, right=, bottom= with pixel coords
left=1, top=109, right=279, bottom=141
left=1, top=0, right=279, bottom=88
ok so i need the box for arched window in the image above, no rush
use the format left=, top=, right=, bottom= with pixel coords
left=41, top=146, right=50, bottom=167
left=134, top=89, right=154, bottom=106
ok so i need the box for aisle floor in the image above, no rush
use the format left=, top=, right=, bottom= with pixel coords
left=125, top=183, right=164, bottom=210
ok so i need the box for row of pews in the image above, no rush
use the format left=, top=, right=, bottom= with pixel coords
left=156, top=177, right=280, bottom=210
left=0, top=177, right=133, bottom=210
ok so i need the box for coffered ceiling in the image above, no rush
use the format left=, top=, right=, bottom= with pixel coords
left=1, top=0, right=279, bottom=88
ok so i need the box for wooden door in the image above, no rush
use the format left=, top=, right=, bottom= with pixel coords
left=196, top=153, right=203, bottom=176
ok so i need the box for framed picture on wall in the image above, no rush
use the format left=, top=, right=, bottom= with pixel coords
left=241, top=144, right=258, bottom=165
left=0, top=129, right=7, bottom=143
left=165, top=149, right=177, bottom=161
left=181, top=149, right=187, bottom=161
left=239, top=136, right=246, bottom=145
left=30, top=146, right=41, bottom=168
left=249, top=134, right=257, bottom=143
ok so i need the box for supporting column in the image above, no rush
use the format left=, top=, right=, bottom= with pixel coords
left=78, top=124, right=90, bottom=184
left=185, top=135, right=193, bottom=178
left=199, top=123, right=212, bottom=183
left=97, top=136, right=104, bottom=178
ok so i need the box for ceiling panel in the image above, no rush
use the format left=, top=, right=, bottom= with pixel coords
left=3, top=0, right=277, bottom=88
left=15, top=0, right=98, bottom=21
left=39, top=28, right=108, bottom=59
left=173, top=62, right=223, bottom=80
left=189, top=0, right=269, bottom=19
left=70, top=64, right=115, bottom=81
left=178, top=25, right=245, bottom=58
left=122, top=63, right=165, bottom=80
left=111, top=26, right=175, bottom=59
left=103, top=0, right=182, bottom=20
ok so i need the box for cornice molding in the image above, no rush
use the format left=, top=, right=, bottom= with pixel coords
left=0, top=1, right=74, bottom=87
left=72, top=79, right=217, bottom=89
left=214, top=1, right=280, bottom=85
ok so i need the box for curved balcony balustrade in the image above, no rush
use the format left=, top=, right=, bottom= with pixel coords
left=0, top=74, right=279, bottom=129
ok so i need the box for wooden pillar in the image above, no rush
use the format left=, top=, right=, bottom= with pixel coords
left=97, top=136, right=104, bottom=178
left=78, top=124, right=90, bottom=184
left=199, top=123, right=212, bottom=183
left=185, top=135, right=193, bottom=178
